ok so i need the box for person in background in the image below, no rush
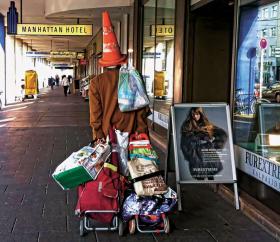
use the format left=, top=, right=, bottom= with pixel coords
left=67, top=75, right=73, bottom=94
left=89, top=11, right=150, bottom=144
left=48, top=76, right=55, bottom=90
left=61, top=75, right=70, bottom=97
left=55, top=74, right=60, bottom=86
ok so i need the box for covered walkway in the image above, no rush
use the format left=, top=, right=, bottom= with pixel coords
left=0, top=87, right=276, bottom=241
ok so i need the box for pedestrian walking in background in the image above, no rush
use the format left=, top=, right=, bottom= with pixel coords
left=67, top=75, right=73, bottom=94
left=61, top=75, right=70, bottom=97
left=55, top=74, right=60, bottom=86
left=48, top=76, right=55, bottom=90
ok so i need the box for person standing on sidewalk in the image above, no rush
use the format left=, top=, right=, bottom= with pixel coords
left=67, top=75, right=73, bottom=94
left=61, top=75, right=70, bottom=97
left=89, top=11, right=150, bottom=143
left=55, top=74, right=60, bottom=86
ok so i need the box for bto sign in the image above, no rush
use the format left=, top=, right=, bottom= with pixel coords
left=17, top=24, right=93, bottom=36
left=150, top=25, right=174, bottom=37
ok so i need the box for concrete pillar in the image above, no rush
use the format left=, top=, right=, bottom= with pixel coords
left=0, top=14, right=5, bottom=107
left=5, top=33, right=16, bottom=104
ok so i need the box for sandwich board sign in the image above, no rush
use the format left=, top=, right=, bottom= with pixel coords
left=166, top=103, right=239, bottom=210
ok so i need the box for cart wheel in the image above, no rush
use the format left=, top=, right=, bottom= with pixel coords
left=79, top=219, right=85, bottom=237
left=163, top=216, right=170, bottom=234
left=128, top=218, right=136, bottom=235
left=118, top=218, right=124, bottom=236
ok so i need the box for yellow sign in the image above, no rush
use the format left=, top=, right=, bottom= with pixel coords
left=151, top=25, right=174, bottom=37
left=25, top=70, right=38, bottom=95
left=154, top=71, right=165, bottom=97
left=77, top=52, right=85, bottom=59
left=17, top=24, right=93, bottom=36
left=50, top=51, right=77, bottom=58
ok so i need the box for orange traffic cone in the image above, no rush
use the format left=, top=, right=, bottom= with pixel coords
left=99, top=11, right=127, bottom=67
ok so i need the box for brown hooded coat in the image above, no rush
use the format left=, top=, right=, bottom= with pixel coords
left=89, top=68, right=149, bottom=140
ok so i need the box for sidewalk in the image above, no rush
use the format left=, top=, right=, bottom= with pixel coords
left=0, top=86, right=277, bottom=242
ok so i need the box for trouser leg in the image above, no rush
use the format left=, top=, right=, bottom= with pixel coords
left=64, top=86, right=68, bottom=96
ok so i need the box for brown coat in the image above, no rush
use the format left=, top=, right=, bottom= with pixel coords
left=89, top=68, right=149, bottom=140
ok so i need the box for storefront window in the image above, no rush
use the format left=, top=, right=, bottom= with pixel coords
left=234, top=0, right=280, bottom=161
left=142, top=0, right=175, bottom=133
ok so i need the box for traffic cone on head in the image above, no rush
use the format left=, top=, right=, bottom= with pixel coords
left=99, top=11, right=127, bottom=67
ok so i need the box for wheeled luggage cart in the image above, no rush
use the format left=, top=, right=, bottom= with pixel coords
left=76, top=128, right=125, bottom=237
left=128, top=213, right=170, bottom=234
left=79, top=209, right=124, bottom=236
left=121, top=188, right=177, bottom=235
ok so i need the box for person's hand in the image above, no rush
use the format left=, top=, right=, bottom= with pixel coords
left=89, top=140, right=95, bottom=147
left=96, top=138, right=105, bottom=144
left=89, top=138, right=105, bottom=147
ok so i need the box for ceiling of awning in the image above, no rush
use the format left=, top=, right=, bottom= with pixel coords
left=0, top=0, right=132, bottom=54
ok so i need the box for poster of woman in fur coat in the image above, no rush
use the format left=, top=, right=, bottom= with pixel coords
left=172, top=104, right=235, bottom=182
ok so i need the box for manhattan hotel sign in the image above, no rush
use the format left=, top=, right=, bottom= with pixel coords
left=17, top=24, right=93, bottom=36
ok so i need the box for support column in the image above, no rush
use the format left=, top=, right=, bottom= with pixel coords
left=5, top=33, right=16, bottom=104
left=0, top=14, right=5, bottom=107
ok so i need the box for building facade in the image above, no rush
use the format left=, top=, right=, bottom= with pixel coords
left=133, top=0, right=280, bottom=222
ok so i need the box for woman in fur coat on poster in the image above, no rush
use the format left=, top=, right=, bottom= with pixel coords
left=180, top=107, right=228, bottom=180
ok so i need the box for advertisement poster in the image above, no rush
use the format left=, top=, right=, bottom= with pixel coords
left=171, top=103, right=236, bottom=183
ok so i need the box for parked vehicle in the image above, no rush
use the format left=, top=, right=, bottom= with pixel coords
left=262, top=81, right=280, bottom=101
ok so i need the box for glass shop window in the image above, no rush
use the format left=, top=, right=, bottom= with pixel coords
left=234, top=0, right=280, bottom=162
left=142, top=0, right=175, bottom=134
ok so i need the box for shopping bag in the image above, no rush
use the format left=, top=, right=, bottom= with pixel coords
left=118, top=66, right=149, bottom=112
left=52, top=144, right=111, bottom=189
left=129, top=133, right=159, bottom=165
left=115, top=129, right=129, bottom=176
left=121, top=187, right=177, bottom=222
left=127, top=157, right=167, bottom=196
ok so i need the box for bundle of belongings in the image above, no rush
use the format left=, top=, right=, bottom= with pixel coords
left=52, top=144, right=111, bottom=190
left=120, top=132, right=177, bottom=230
left=122, top=188, right=177, bottom=223
left=127, top=133, right=166, bottom=196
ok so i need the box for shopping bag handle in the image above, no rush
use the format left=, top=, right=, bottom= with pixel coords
left=130, top=170, right=163, bottom=183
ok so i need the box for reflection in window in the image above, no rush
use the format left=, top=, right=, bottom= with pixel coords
left=269, top=45, right=275, bottom=57
left=263, top=8, right=269, bottom=19
left=142, top=0, right=175, bottom=132
left=272, top=5, right=278, bottom=18
left=234, top=1, right=280, bottom=163
left=270, top=27, right=276, bottom=37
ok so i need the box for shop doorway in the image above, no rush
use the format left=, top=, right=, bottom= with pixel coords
left=186, top=0, right=234, bottom=103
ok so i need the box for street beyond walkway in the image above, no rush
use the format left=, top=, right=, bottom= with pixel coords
left=0, top=86, right=276, bottom=242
